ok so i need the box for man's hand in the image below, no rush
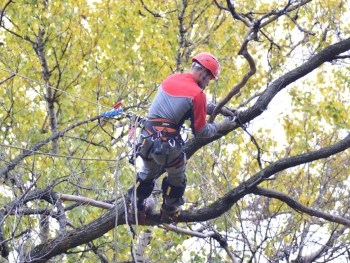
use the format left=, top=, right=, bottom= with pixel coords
left=217, top=117, right=236, bottom=131
left=206, top=101, right=237, bottom=117
left=220, top=106, right=237, bottom=117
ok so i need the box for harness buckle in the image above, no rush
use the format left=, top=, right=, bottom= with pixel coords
left=168, top=139, right=175, bottom=147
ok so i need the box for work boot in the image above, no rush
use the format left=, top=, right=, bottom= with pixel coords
left=160, top=203, right=181, bottom=223
left=128, top=198, right=155, bottom=224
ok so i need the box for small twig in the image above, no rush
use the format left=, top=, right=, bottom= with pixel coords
left=208, top=28, right=256, bottom=123
left=139, top=0, right=176, bottom=17
left=241, top=126, right=264, bottom=171
left=0, top=73, right=15, bottom=85
left=0, top=0, right=13, bottom=26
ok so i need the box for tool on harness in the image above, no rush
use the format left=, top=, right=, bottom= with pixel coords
left=128, top=141, right=141, bottom=165
left=153, top=130, right=163, bottom=155
left=127, top=114, right=147, bottom=165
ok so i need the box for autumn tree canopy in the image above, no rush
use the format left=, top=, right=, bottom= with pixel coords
left=0, top=0, right=350, bottom=262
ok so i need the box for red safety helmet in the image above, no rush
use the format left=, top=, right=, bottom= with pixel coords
left=192, top=52, right=220, bottom=80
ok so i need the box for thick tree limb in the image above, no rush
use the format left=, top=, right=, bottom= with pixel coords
left=26, top=202, right=126, bottom=263
left=25, top=132, right=350, bottom=262
left=180, top=133, right=350, bottom=221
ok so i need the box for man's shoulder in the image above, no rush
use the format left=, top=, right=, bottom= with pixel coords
left=163, top=73, right=201, bottom=92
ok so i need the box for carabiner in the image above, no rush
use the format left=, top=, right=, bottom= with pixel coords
left=168, top=139, right=175, bottom=147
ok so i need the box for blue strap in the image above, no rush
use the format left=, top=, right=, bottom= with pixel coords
left=101, top=108, right=123, bottom=117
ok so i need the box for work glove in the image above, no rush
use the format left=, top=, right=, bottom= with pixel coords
left=217, top=117, right=236, bottom=131
left=206, top=101, right=237, bottom=117
left=220, top=107, right=237, bottom=117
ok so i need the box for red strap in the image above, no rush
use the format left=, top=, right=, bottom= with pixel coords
left=113, top=101, right=122, bottom=109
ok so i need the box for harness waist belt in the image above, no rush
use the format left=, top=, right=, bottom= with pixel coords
left=143, top=118, right=180, bottom=140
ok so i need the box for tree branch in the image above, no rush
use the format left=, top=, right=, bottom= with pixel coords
left=251, top=186, right=350, bottom=226
left=208, top=34, right=256, bottom=123
left=185, top=36, right=350, bottom=159
left=58, top=194, right=114, bottom=210
left=0, top=116, right=100, bottom=178
left=0, top=73, right=15, bottom=85
left=210, top=0, right=313, bottom=123
left=0, top=0, right=14, bottom=27
left=162, top=224, right=238, bottom=263
left=25, top=132, right=350, bottom=262
left=0, top=209, right=9, bottom=260
left=180, top=133, right=350, bottom=221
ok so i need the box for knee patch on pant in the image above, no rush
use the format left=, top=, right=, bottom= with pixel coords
left=161, top=176, right=186, bottom=199
left=136, top=176, right=155, bottom=200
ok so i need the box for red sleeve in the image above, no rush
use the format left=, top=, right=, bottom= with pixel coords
left=192, top=91, right=207, bottom=134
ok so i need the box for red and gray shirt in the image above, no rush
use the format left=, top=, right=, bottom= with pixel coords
left=147, top=73, right=219, bottom=138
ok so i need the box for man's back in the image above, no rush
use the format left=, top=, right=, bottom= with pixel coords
left=147, top=73, right=207, bottom=134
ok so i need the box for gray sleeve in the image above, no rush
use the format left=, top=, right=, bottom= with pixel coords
left=195, top=122, right=220, bottom=138
left=206, top=101, right=216, bottom=115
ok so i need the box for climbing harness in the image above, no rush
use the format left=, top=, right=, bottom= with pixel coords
left=100, top=102, right=188, bottom=168
left=141, top=118, right=185, bottom=168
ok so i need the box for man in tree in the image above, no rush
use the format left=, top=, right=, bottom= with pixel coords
left=129, top=52, right=235, bottom=222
